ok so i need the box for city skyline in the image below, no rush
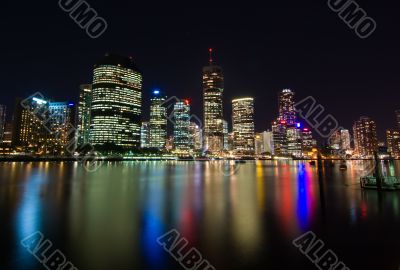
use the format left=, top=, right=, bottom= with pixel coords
left=1, top=2, right=399, bottom=140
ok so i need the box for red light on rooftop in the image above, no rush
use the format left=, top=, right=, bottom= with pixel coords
left=184, top=99, right=190, bottom=105
left=209, top=48, right=213, bottom=52
left=280, top=120, right=286, bottom=125
left=304, top=128, right=309, bottom=131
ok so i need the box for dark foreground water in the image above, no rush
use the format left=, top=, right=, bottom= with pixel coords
left=1, top=160, right=400, bottom=270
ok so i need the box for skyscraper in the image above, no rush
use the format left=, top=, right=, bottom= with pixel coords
left=140, top=122, right=150, bottom=148
left=173, top=99, right=191, bottom=154
left=286, top=124, right=302, bottom=157
left=278, top=89, right=296, bottom=126
left=386, top=129, right=400, bottom=158
left=272, top=120, right=287, bottom=156
left=90, top=54, right=143, bottom=149
left=353, top=116, right=378, bottom=157
left=149, top=90, right=167, bottom=149
left=77, top=84, right=92, bottom=146
left=12, top=97, right=49, bottom=153
left=0, top=105, right=6, bottom=143
left=301, top=128, right=314, bottom=157
left=232, top=98, right=255, bottom=155
left=47, top=102, right=77, bottom=155
left=203, top=48, right=224, bottom=154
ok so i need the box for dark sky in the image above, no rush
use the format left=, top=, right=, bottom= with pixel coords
left=1, top=0, right=399, bottom=140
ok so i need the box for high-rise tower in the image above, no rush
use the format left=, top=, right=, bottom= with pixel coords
left=77, top=84, right=92, bottom=146
left=203, top=48, right=224, bottom=154
left=90, top=54, right=143, bottom=149
left=353, top=116, right=378, bottom=157
left=149, top=90, right=167, bottom=149
left=278, top=89, right=296, bottom=126
left=232, top=97, right=255, bottom=155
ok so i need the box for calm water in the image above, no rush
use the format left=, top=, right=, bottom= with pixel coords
left=1, top=160, right=400, bottom=270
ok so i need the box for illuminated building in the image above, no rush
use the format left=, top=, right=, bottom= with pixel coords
left=77, top=84, right=92, bottom=146
left=47, top=102, right=77, bottom=155
left=301, top=128, right=314, bottom=157
left=12, top=97, right=49, bottom=153
left=189, top=122, right=203, bottom=151
left=329, top=128, right=351, bottom=153
left=353, top=116, right=378, bottom=158
left=386, top=129, right=400, bottom=158
left=2, top=123, right=12, bottom=146
left=173, top=99, right=191, bottom=153
left=272, top=120, right=287, bottom=156
left=255, top=130, right=273, bottom=155
left=287, top=124, right=302, bottom=157
left=90, top=54, right=143, bottom=149
left=0, top=105, right=5, bottom=142
left=223, top=120, right=229, bottom=151
left=203, top=48, right=224, bottom=154
left=232, top=97, right=255, bottom=155
left=278, top=89, right=296, bottom=126
left=140, top=122, right=150, bottom=148
left=149, top=90, right=167, bottom=149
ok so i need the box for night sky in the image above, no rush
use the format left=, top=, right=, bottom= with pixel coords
left=1, top=0, right=399, bottom=140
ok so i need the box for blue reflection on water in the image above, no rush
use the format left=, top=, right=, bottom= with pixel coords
left=296, top=163, right=311, bottom=230
left=140, top=211, right=166, bottom=268
left=15, top=170, right=44, bottom=269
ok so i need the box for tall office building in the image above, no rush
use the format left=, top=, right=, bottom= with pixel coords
left=77, top=84, right=92, bottom=146
left=272, top=120, right=287, bottom=156
left=301, top=128, right=314, bottom=157
left=173, top=100, right=191, bottom=153
left=287, top=124, right=302, bottom=157
left=278, top=89, right=296, bottom=126
left=203, top=48, right=224, bottom=154
left=0, top=105, right=6, bottom=143
left=353, top=116, right=378, bottom=158
left=140, top=122, right=150, bottom=148
left=149, top=90, right=167, bottom=149
left=12, top=97, right=49, bottom=152
left=47, top=102, right=77, bottom=155
left=386, top=129, right=400, bottom=158
left=189, top=122, right=203, bottom=151
left=232, top=98, right=255, bottom=155
left=90, top=54, right=143, bottom=149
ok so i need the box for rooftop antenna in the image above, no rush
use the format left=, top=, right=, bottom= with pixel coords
left=209, top=48, right=213, bottom=65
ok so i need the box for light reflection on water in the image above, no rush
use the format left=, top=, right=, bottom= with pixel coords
left=1, top=160, right=400, bottom=270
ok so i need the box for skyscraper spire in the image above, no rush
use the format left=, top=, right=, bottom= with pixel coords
left=209, top=48, right=213, bottom=65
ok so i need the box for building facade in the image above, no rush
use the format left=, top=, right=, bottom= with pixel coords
left=203, top=50, right=224, bottom=154
left=77, top=84, right=92, bottom=146
left=255, top=131, right=273, bottom=155
left=353, top=116, right=378, bottom=158
left=232, top=98, right=255, bottom=155
left=140, top=122, right=150, bottom=148
left=272, top=120, right=287, bottom=156
left=173, top=100, right=191, bottom=154
left=90, top=54, right=143, bottom=149
left=149, top=90, right=167, bottom=149
left=386, top=129, right=400, bottom=158
left=278, top=89, right=296, bottom=126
